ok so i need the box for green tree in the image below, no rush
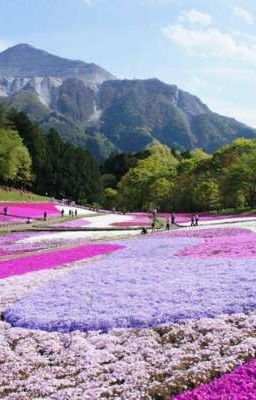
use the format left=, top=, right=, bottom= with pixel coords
left=103, top=187, right=118, bottom=209
left=0, top=128, right=32, bottom=184
left=118, top=144, right=177, bottom=210
left=8, top=110, right=48, bottom=192
left=192, top=179, right=221, bottom=211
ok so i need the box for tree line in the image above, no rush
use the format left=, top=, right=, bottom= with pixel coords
left=1, top=102, right=256, bottom=212
left=101, top=139, right=256, bottom=212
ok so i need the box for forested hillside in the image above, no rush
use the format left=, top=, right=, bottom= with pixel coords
left=101, top=140, right=256, bottom=212
left=0, top=106, right=102, bottom=203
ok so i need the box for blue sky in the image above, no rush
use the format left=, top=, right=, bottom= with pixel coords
left=0, top=0, right=256, bottom=126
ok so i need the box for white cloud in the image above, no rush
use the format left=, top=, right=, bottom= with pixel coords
left=234, top=6, right=254, bottom=25
left=162, top=24, right=256, bottom=62
left=178, top=9, right=212, bottom=26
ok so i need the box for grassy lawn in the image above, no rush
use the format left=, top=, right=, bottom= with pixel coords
left=0, top=189, right=50, bottom=202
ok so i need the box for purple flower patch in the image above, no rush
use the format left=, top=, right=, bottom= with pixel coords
left=5, top=230, right=256, bottom=333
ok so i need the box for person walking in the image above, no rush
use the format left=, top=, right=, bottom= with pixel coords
left=171, top=211, right=176, bottom=224
left=195, top=214, right=199, bottom=226
left=166, top=216, right=170, bottom=231
left=61, top=209, right=64, bottom=217
left=191, top=215, right=195, bottom=227
left=43, top=211, right=47, bottom=221
left=151, top=217, right=156, bottom=233
left=3, top=207, right=8, bottom=216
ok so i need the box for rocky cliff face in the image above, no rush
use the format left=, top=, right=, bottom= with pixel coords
left=1, top=43, right=255, bottom=159
left=0, top=43, right=113, bottom=113
left=0, top=76, right=62, bottom=107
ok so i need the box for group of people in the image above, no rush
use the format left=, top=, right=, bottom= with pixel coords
left=150, top=210, right=176, bottom=233
left=167, top=212, right=200, bottom=227
left=68, top=209, right=78, bottom=217
left=144, top=210, right=200, bottom=234
left=59, top=208, right=78, bottom=217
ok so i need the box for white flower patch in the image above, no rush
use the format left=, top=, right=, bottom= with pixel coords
left=18, top=229, right=139, bottom=245
left=55, top=204, right=97, bottom=216
left=86, top=213, right=134, bottom=227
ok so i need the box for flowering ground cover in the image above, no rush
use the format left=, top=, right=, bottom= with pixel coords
left=5, top=229, right=256, bottom=333
left=0, top=215, right=21, bottom=224
left=112, top=213, right=151, bottom=227
left=173, top=359, right=256, bottom=399
left=1, top=309, right=256, bottom=400
left=0, top=242, right=123, bottom=279
left=52, top=218, right=91, bottom=228
left=2, top=223, right=256, bottom=399
left=161, top=227, right=250, bottom=238
left=0, top=202, right=97, bottom=225
left=0, top=231, right=50, bottom=256
left=86, top=213, right=135, bottom=227
left=0, top=202, right=60, bottom=219
left=18, top=228, right=139, bottom=245
left=177, top=231, right=256, bottom=258
left=112, top=212, right=256, bottom=227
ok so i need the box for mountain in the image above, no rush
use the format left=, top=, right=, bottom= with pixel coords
left=0, top=44, right=114, bottom=86
left=0, top=43, right=255, bottom=158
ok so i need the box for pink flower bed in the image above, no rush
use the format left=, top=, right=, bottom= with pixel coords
left=113, top=212, right=256, bottom=226
left=0, top=202, right=59, bottom=219
left=0, top=243, right=124, bottom=279
left=112, top=213, right=151, bottom=227
left=0, top=250, right=9, bottom=256
left=173, top=228, right=256, bottom=258
left=173, top=359, right=256, bottom=400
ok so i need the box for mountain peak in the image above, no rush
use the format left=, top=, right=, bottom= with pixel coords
left=7, top=43, right=36, bottom=50
left=0, top=43, right=115, bottom=86
left=1, top=43, right=49, bottom=57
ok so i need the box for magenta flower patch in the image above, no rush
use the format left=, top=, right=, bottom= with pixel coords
left=0, top=243, right=123, bottom=279
left=173, top=359, right=256, bottom=400
left=0, top=202, right=59, bottom=219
